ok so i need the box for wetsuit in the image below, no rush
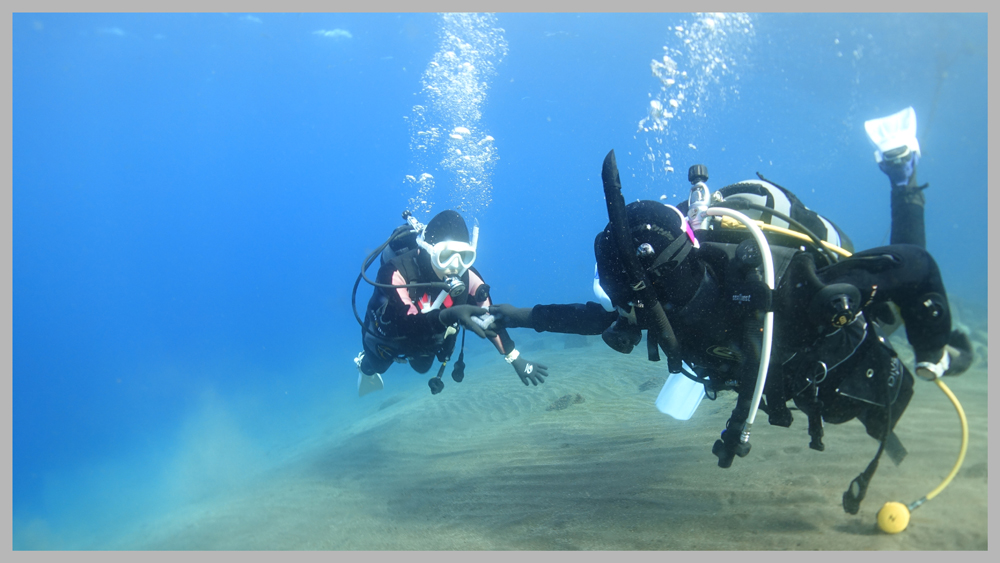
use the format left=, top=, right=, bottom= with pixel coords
left=359, top=241, right=516, bottom=377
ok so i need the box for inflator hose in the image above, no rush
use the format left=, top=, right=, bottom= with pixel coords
left=601, top=150, right=682, bottom=372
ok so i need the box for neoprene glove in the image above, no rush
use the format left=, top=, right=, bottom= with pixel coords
left=489, top=304, right=534, bottom=329
left=916, top=329, right=975, bottom=380
left=944, top=329, right=974, bottom=376
left=508, top=352, right=548, bottom=386
left=439, top=305, right=497, bottom=339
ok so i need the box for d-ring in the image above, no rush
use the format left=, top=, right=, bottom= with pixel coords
left=813, top=361, right=828, bottom=384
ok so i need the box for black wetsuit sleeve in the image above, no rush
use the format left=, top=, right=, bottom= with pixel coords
left=496, top=326, right=517, bottom=355
left=529, top=302, right=617, bottom=335
left=467, top=269, right=517, bottom=354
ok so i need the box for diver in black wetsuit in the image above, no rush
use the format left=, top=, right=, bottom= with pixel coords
left=353, top=209, right=548, bottom=397
left=488, top=135, right=973, bottom=511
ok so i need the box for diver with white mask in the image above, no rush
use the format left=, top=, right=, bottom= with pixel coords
left=352, top=209, right=548, bottom=397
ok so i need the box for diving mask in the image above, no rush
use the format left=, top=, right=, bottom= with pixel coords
left=417, top=224, right=479, bottom=277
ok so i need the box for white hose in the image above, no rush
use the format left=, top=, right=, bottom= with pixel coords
left=423, top=290, right=448, bottom=313
left=705, top=207, right=775, bottom=430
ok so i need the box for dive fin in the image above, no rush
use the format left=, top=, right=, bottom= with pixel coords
left=864, top=107, right=920, bottom=163
left=358, top=371, right=384, bottom=397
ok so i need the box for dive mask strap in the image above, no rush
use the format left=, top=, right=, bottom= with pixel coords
left=647, top=205, right=699, bottom=276
left=648, top=234, right=694, bottom=275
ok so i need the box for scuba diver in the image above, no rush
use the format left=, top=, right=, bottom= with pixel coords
left=487, top=107, right=973, bottom=514
left=352, top=209, right=549, bottom=397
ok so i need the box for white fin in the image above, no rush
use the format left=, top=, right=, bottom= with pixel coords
left=865, top=107, right=920, bottom=162
left=358, top=372, right=384, bottom=397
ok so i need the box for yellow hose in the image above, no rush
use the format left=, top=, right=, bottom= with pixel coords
left=923, top=378, right=969, bottom=502
left=717, top=216, right=854, bottom=258
left=876, top=371, right=970, bottom=532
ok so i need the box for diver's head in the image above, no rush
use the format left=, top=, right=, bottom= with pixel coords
left=416, top=210, right=478, bottom=279
left=594, top=200, right=702, bottom=317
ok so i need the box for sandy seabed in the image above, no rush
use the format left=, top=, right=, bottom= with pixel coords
left=115, top=330, right=988, bottom=551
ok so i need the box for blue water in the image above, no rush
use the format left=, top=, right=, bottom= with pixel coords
left=12, top=13, right=988, bottom=549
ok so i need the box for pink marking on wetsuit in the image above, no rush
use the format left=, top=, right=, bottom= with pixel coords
left=392, top=270, right=420, bottom=315
left=468, top=271, right=492, bottom=307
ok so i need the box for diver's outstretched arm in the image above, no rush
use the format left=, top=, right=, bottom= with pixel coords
left=490, top=302, right=616, bottom=335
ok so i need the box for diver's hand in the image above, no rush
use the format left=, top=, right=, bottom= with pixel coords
left=439, top=305, right=497, bottom=339
left=512, top=357, right=548, bottom=386
left=944, top=329, right=974, bottom=376
left=505, top=350, right=548, bottom=386
left=915, top=347, right=951, bottom=381
left=489, top=304, right=534, bottom=329
left=712, top=428, right=751, bottom=468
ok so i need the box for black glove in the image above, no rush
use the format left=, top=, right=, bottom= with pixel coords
left=438, top=305, right=497, bottom=339
left=489, top=304, right=534, bottom=329
left=712, top=428, right=751, bottom=468
left=511, top=356, right=548, bottom=386
left=944, top=329, right=974, bottom=376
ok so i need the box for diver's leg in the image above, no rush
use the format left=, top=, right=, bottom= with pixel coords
left=867, top=166, right=925, bottom=330
left=357, top=330, right=394, bottom=397
left=866, top=107, right=926, bottom=248
left=360, top=330, right=395, bottom=375
left=408, top=354, right=435, bottom=374
left=821, top=245, right=971, bottom=377
left=877, top=149, right=974, bottom=374
left=887, top=159, right=926, bottom=248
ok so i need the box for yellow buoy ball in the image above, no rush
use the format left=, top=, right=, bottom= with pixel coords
left=877, top=502, right=911, bottom=534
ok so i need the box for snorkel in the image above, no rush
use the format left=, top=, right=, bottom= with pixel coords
left=601, top=149, right=683, bottom=373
